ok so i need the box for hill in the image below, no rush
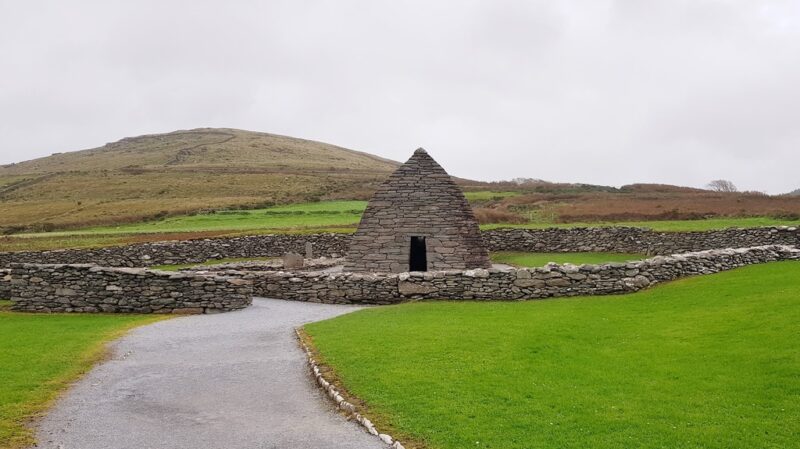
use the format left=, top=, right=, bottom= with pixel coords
left=0, top=128, right=400, bottom=231
left=2, top=128, right=799, bottom=236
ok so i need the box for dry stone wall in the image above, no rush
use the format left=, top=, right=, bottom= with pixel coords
left=0, top=269, right=10, bottom=299
left=0, top=227, right=797, bottom=270
left=484, top=227, right=799, bottom=255
left=241, top=245, right=799, bottom=304
left=0, top=233, right=350, bottom=268
left=8, top=264, right=253, bottom=313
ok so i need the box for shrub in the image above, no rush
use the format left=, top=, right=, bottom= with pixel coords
left=472, top=208, right=527, bottom=224
left=769, top=211, right=800, bottom=220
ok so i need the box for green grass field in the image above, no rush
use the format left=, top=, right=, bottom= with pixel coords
left=15, top=200, right=800, bottom=239
left=0, top=311, right=164, bottom=449
left=491, top=252, right=645, bottom=267
left=305, top=261, right=800, bottom=449
left=462, top=191, right=520, bottom=201
left=4, top=199, right=798, bottom=253
left=26, top=200, right=369, bottom=236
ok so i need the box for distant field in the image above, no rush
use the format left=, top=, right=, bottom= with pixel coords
left=52, top=201, right=368, bottom=236
left=492, top=252, right=645, bottom=267
left=2, top=199, right=798, bottom=253
left=305, top=261, right=800, bottom=449
left=0, top=311, right=164, bottom=448
left=462, top=191, right=520, bottom=201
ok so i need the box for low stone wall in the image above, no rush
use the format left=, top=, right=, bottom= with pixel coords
left=0, top=233, right=350, bottom=268
left=5, top=245, right=798, bottom=312
left=0, top=227, right=797, bottom=269
left=243, top=245, right=799, bottom=304
left=8, top=264, right=253, bottom=313
left=483, top=226, right=799, bottom=255
left=0, top=269, right=10, bottom=299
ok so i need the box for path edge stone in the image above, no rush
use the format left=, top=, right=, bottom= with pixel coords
left=295, top=328, right=406, bottom=449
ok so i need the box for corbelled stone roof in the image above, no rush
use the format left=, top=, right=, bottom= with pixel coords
left=344, top=148, right=491, bottom=273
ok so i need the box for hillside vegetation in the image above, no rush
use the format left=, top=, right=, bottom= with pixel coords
left=2, top=128, right=800, bottom=238
left=0, top=128, right=398, bottom=232
left=468, top=183, right=800, bottom=225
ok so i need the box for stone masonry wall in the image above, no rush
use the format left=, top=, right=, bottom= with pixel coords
left=8, top=264, right=253, bottom=313
left=345, top=148, right=491, bottom=272
left=0, top=227, right=797, bottom=270
left=483, top=226, right=799, bottom=255
left=0, top=269, right=10, bottom=299
left=243, top=245, right=799, bottom=304
left=0, top=233, right=350, bottom=268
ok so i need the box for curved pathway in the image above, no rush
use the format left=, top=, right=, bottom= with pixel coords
left=35, top=299, right=386, bottom=449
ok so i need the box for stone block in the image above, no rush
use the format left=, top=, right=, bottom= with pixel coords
left=172, top=307, right=204, bottom=314
left=283, top=253, right=304, bottom=269
left=545, top=278, right=571, bottom=287
left=398, top=281, right=437, bottom=296
left=514, top=278, right=545, bottom=288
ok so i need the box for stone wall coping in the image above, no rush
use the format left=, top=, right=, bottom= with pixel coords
left=8, top=262, right=252, bottom=284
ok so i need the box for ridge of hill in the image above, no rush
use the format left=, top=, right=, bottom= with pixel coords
left=0, top=128, right=400, bottom=231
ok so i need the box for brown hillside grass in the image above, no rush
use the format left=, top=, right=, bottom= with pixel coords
left=2, top=128, right=797, bottom=232
left=472, top=207, right=527, bottom=224
left=500, top=191, right=800, bottom=223
left=0, top=128, right=397, bottom=232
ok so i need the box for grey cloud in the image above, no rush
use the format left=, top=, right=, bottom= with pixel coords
left=0, top=0, right=798, bottom=193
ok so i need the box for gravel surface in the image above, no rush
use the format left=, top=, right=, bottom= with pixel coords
left=35, top=298, right=387, bottom=449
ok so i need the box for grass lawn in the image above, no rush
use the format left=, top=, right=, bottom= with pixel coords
left=491, top=251, right=645, bottom=267
left=305, top=261, right=800, bottom=449
left=0, top=310, right=165, bottom=449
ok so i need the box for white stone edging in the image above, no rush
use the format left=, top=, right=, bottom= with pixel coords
left=295, top=328, right=405, bottom=449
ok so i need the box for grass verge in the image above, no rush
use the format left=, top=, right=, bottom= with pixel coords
left=491, top=252, right=645, bottom=267
left=0, top=311, right=167, bottom=449
left=305, top=261, right=800, bottom=449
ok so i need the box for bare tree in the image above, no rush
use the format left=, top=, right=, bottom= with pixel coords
left=706, top=179, right=738, bottom=193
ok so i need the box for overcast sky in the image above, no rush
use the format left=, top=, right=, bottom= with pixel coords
left=1, top=0, right=798, bottom=193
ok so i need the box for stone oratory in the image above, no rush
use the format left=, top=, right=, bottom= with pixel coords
left=345, top=148, right=492, bottom=273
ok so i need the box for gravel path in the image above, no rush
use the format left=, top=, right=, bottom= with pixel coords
left=35, top=298, right=387, bottom=449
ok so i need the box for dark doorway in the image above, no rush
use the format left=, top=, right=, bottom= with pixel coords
left=409, top=236, right=427, bottom=272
